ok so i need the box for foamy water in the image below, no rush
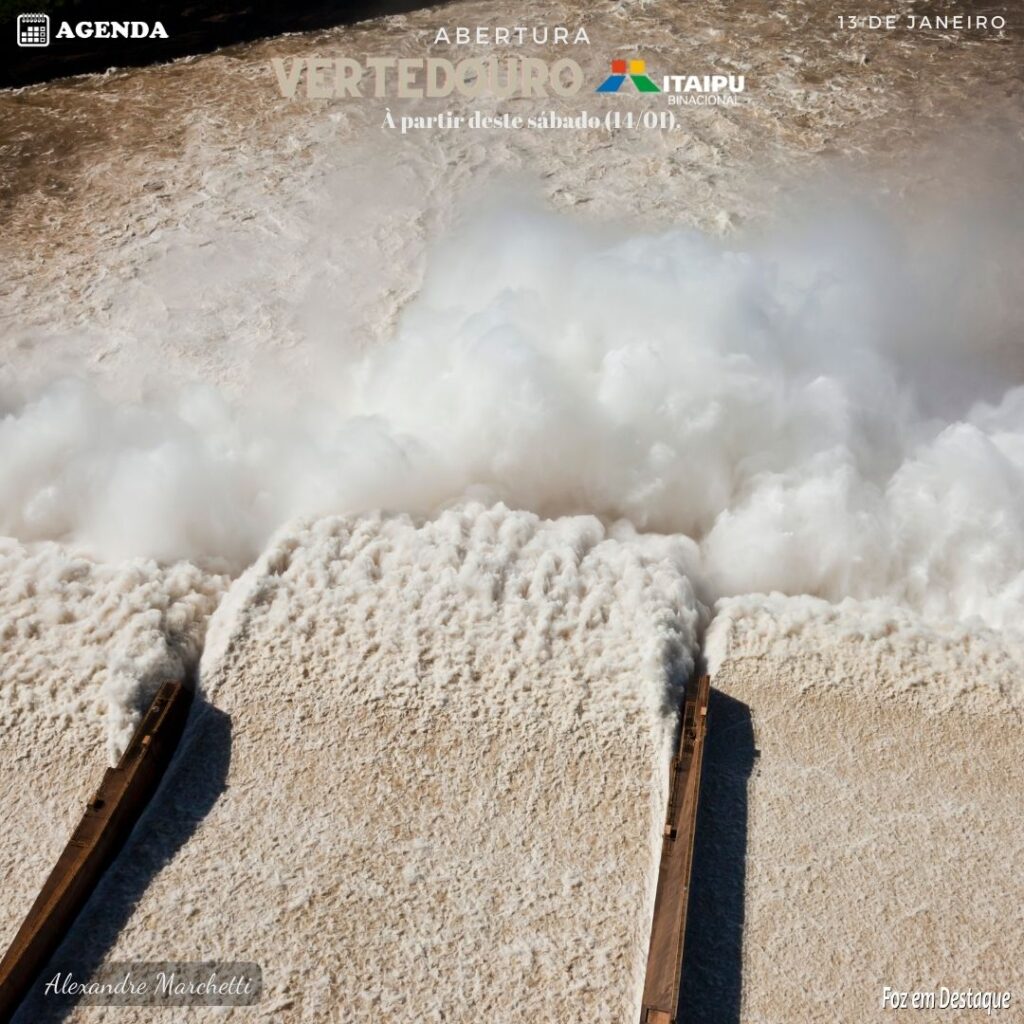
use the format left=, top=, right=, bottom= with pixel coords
left=2, top=10, right=1023, bottom=1022
left=0, top=0, right=1022, bottom=767
left=2, top=190, right=1023, bottom=633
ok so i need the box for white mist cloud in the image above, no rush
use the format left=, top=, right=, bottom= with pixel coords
left=2, top=192, right=1023, bottom=629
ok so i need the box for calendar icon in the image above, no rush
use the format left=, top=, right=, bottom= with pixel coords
left=17, top=13, right=50, bottom=47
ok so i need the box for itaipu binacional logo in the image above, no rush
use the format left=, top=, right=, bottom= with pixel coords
left=596, top=58, right=660, bottom=93
left=595, top=56, right=746, bottom=105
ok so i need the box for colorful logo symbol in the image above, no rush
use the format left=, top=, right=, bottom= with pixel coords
left=596, top=59, right=660, bottom=93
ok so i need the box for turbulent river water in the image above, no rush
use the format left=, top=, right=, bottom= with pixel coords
left=2, top=13, right=1022, bottom=1022
left=0, top=0, right=1022, bottom=630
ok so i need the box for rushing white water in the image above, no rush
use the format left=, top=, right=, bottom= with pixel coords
left=1, top=14, right=1022, bottom=1018
left=2, top=179, right=1024, bottom=629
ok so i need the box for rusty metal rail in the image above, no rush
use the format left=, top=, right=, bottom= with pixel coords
left=1, top=669, right=707, bottom=1023
left=640, top=672, right=711, bottom=1024
left=0, top=679, right=193, bottom=1024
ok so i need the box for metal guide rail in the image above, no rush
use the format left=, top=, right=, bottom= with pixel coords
left=0, top=679, right=193, bottom=1024
left=640, top=672, right=711, bottom=1024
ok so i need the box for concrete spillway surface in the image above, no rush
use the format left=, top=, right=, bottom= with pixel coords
left=0, top=2, right=1022, bottom=1020
left=0, top=541, right=222, bottom=957
left=684, top=596, right=1024, bottom=1023
left=17, top=505, right=703, bottom=1021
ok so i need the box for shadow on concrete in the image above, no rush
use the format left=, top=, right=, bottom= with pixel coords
left=678, top=689, right=755, bottom=1024
left=12, top=699, right=232, bottom=1024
